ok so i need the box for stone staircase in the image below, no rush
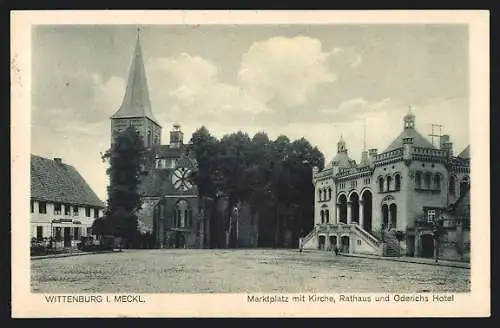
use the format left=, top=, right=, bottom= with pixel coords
left=301, top=226, right=318, bottom=249
left=353, top=224, right=381, bottom=252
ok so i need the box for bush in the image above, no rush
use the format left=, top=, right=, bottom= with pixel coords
left=394, top=230, right=405, bottom=242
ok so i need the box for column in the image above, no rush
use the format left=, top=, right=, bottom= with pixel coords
left=388, top=208, right=393, bottom=230
left=347, top=202, right=352, bottom=224
left=336, top=205, right=340, bottom=224
left=359, top=199, right=364, bottom=228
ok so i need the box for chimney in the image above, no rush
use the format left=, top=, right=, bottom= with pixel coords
left=368, top=148, right=378, bottom=163
left=439, top=135, right=450, bottom=150
left=442, top=141, right=453, bottom=157
left=54, top=158, right=62, bottom=165
left=360, top=151, right=370, bottom=167
left=402, top=137, right=413, bottom=161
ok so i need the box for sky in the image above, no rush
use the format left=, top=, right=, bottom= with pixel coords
left=31, top=24, right=470, bottom=201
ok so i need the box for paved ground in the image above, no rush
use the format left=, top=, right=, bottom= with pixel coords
left=31, top=249, right=470, bottom=293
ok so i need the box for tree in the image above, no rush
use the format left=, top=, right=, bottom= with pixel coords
left=187, top=126, right=326, bottom=249
left=189, top=126, right=220, bottom=199
left=101, top=126, right=148, bottom=249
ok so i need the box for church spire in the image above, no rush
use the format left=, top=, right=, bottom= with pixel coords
left=111, top=27, right=158, bottom=124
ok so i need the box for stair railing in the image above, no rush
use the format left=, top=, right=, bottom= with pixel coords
left=353, top=224, right=381, bottom=248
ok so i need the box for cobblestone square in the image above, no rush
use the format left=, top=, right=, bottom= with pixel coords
left=31, top=249, right=470, bottom=293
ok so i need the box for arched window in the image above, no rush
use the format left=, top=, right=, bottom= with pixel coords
left=174, top=200, right=191, bottom=227
left=320, top=210, right=325, bottom=224
left=460, top=176, right=470, bottom=197
left=318, top=189, right=322, bottom=201
left=379, top=177, right=384, bottom=192
left=325, top=209, right=330, bottom=223
left=395, top=174, right=401, bottom=191
left=424, top=173, right=431, bottom=189
left=147, top=130, right=152, bottom=148
left=386, top=176, right=392, bottom=192
left=434, top=174, right=441, bottom=190
left=449, top=175, right=456, bottom=196
left=328, top=188, right=332, bottom=201
left=415, top=172, right=422, bottom=188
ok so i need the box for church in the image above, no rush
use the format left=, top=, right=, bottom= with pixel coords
left=109, top=33, right=209, bottom=249
left=304, top=111, right=471, bottom=261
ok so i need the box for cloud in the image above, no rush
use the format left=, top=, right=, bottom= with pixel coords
left=147, top=53, right=271, bottom=126
left=238, top=36, right=336, bottom=107
left=350, top=54, right=363, bottom=68
left=321, top=97, right=393, bottom=121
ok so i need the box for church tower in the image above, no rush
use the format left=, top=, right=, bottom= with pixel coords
left=110, top=29, right=162, bottom=148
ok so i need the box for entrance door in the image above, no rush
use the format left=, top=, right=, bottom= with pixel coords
left=420, top=234, right=434, bottom=258
left=341, top=236, right=350, bottom=253
left=63, top=227, right=71, bottom=247
left=318, top=235, right=325, bottom=250
left=329, top=236, right=337, bottom=250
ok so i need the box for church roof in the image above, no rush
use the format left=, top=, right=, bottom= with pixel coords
left=457, top=145, right=470, bottom=159
left=383, top=127, right=436, bottom=153
left=111, top=33, right=159, bottom=124
left=31, top=155, right=105, bottom=208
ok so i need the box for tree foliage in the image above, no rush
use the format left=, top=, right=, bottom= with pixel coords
left=189, top=127, right=325, bottom=247
left=100, top=126, right=148, bottom=247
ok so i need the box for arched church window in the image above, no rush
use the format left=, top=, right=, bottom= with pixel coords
left=449, top=176, right=456, bottom=196
left=386, top=176, right=392, bottom=192
left=320, top=210, right=325, bottom=224
left=325, top=209, right=330, bottom=223
left=174, top=200, right=190, bottom=227
left=328, top=188, right=332, bottom=201
left=318, top=189, right=322, bottom=201
left=395, top=174, right=401, bottom=191
left=378, top=177, right=384, bottom=193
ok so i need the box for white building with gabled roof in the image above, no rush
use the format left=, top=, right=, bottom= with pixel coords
left=30, top=155, right=106, bottom=246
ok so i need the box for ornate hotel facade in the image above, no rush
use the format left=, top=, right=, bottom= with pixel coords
left=304, top=112, right=470, bottom=260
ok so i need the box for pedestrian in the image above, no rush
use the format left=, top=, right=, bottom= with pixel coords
left=334, top=244, right=339, bottom=256
left=298, top=237, right=303, bottom=253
